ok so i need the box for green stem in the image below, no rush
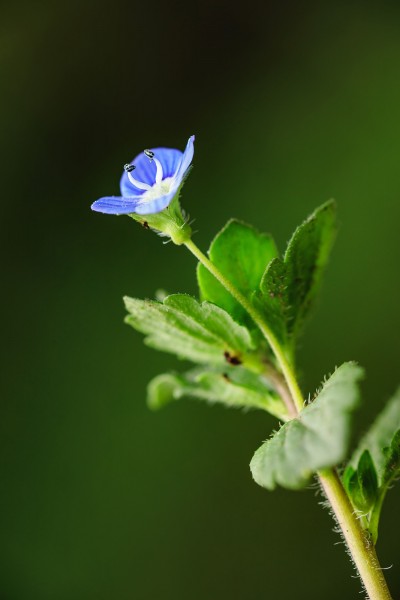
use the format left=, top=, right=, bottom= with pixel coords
left=319, top=470, right=392, bottom=600
left=263, top=363, right=298, bottom=419
left=184, top=237, right=393, bottom=600
left=184, top=239, right=304, bottom=412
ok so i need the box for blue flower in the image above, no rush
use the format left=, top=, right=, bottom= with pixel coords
left=91, top=135, right=195, bottom=216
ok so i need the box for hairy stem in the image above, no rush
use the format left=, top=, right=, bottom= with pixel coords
left=319, top=470, right=392, bottom=600
left=184, top=238, right=393, bottom=600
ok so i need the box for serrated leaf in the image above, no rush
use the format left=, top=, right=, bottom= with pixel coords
left=147, top=366, right=288, bottom=419
left=256, top=201, right=336, bottom=350
left=124, top=294, right=255, bottom=366
left=197, top=220, right=278, bottom=326
left=250, top=362, right=363, bottom=490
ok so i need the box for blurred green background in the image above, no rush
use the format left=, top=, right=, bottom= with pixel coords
left=1, top=1, right=399, bottom=598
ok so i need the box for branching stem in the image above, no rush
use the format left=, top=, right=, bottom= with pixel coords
left=184, top=238, right=393, bottom=600
left=263, top=363, right=298, bottom=419
left=184, top=239, right=304, bottom=411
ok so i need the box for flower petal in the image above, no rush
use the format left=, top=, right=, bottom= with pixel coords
left=91, top=196, right=143, bottom=215
left=172, top=135, right=195, bottom=185
left=133, top=190, right=177, bottom=215
left=153, top=148, right=184, bottom=178
left=120, top=147, right=183, bottom=196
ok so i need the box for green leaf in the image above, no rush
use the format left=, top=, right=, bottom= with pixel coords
left=124, top=294, right=255, bottom=366
left=344, top=389, right=400, bottom=542
left=147, top=373, right=185, bottom=410
left=381, top=429, right=400, bottom=488
left=256, top=200, right=337, bottom=350
left=250, top=362, right=363, bottom=490
left=147, top=366, right=288, bottom=419
left=343, top=451, right=378, bottom=513
left=253, top=258, right=289, bottom=349
left=369, top=431, right=400, bottom=542
left=197, top=220, right=278, bottom=326
left=348, top=387, right=400, bottom=482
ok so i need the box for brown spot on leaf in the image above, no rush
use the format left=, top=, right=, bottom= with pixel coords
left=224, top=351, right=242, bottom=366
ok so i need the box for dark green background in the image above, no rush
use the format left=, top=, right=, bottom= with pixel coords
left=1, top=1, right=399, bottom=598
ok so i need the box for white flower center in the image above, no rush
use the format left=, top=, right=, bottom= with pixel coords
left=140, top=177, right=174, bottom=203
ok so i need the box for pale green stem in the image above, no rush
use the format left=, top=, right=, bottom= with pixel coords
left=184, top=237, right=393, bottom=600
left=319, top=470, right=392, bottom=600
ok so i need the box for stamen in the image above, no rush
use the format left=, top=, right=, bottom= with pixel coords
left=143, top=150, right=163, bottom=183
left=123, top=163, right=151, bottom=191
left=153, top=157, right=164, bottom=184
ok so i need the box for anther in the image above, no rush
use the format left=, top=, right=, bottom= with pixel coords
left=144, top=150, right=163, bottom=183
left=124, top=163, right=151, bottom=191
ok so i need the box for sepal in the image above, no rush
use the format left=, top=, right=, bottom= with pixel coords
left=130, top=191, right=192, bottom=245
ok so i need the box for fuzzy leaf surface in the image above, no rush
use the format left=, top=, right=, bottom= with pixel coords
left=147, top=367, right=287, bottom=419
left=124, top=294, right=255, bottom=366
left=256, top=200, right=336, bottom=350
left=250, top=362, right=363, bottom=490
left=197, top=220, right=278, bottom=325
